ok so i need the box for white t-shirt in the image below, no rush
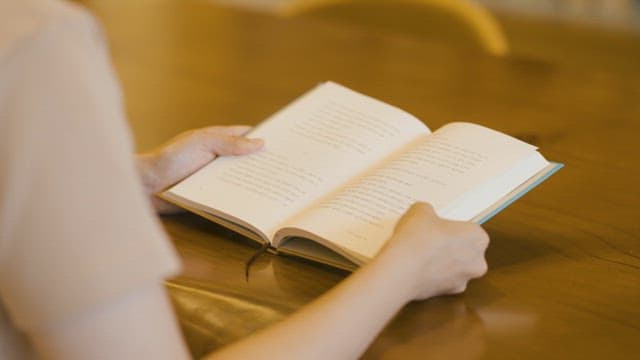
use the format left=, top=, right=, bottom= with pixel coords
left=0, top=0, right=181, bottom=358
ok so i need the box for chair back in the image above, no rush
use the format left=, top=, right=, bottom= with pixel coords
left=280, top=0, right=509, bottom=56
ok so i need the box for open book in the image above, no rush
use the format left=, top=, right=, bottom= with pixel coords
left=162, top=82, right=562, bottom=270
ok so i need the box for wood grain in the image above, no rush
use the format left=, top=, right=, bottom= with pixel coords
left=77, top=0, right=640, bottom=358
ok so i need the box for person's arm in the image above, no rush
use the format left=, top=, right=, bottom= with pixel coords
left=208, top=202, right=489, bottom=360
left=26, top=200, right=486, bottom=360
left=30, top=284, right=189, bottom=360
left=136, top=125, right=264, bottom=214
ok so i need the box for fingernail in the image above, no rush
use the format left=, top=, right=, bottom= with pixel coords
left=237, top=125, right=252, bottom=134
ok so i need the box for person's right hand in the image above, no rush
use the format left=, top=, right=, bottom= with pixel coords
left=206, top=202, right=488, bottom=360
left=379, top=202, right=489, bottom=302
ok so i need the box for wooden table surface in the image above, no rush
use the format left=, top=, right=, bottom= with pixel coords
left=79, top=0, right=640, bottom=358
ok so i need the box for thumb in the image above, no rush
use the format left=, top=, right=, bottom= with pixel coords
left=404, top=202, right=437, bottom=218
left=206, top=135, right=264, bottom=156
left=394, top=202, right=438, bottom=232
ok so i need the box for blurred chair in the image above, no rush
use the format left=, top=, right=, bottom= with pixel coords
left=279, top=0, right=509, bottom=56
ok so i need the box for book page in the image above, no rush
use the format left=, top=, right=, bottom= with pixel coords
left=165, top=82, right=429, bottom=240
left=279, top=123, right=542, bottom=261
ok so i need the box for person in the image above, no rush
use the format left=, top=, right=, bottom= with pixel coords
left=0, top=0, right=489, bottom=359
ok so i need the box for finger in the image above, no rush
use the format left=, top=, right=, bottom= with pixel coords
left=406, top=202, right=437, bottom=217
left=448, top=283, right=468, bottom=295
left=394, top=202, right=437, bottom=232
left=207, top=135, right=264, bottom=156
left=476, top=260, right=488, bottom=277
left=201, top=125, right=253, bottom=136
left=459, top=222, right=490, bottom=249
left=478, top=227, right=490, bottom=249
left=411, top=201, right=436, bottom=212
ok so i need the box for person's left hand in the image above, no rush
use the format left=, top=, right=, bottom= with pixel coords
left=137, top=125, right=264, bottom=214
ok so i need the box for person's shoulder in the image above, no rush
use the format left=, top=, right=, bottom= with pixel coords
left=0, top=0, right=101, bottom=61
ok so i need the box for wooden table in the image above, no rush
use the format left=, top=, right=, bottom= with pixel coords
left=79, top=0, right=640, bottom=358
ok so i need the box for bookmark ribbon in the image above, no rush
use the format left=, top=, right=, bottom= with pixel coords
left=244, top=242, right=271, bottom=281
